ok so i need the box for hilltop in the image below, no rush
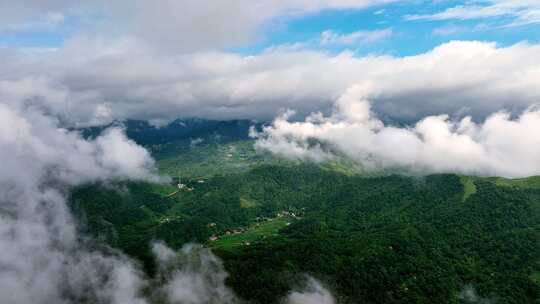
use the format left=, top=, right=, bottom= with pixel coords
left=70, top=120, right=540, bottom=304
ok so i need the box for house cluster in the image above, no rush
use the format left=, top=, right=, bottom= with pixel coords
left=206, top=209, right=303, bottom=244
left=159, top=216, right=180, bottom=224
left=171, top=176, right=197, bottom=192
left=277, top=210, right=298, bottom=218
left=160, top=217, right=172, bottom=224
left=224, top=227, right=246, bottom=235
left=177, top=182, right=194, bottom=191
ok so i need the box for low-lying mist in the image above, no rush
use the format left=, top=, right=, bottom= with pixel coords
left=254, top=84, right=540, bottom=178
left=0, top=102, right=334, bottom=304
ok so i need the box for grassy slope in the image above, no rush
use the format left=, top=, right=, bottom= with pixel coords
left=495, top=176, right=540, bottom=189
left=210, top=217, right=293, bottom=252
left=155, top=139, right=368, bottom=179
left=156, top=140, right=293, bottom=178
left=460, top=176, right=477, bottom=202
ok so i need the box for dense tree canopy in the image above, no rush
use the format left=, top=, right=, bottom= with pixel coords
left=70, top=165, right=540, bottom=303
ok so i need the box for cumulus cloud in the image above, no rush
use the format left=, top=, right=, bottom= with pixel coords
left=254, top=84, right=540, bottom=178
left=2, top=2, right=539, bottom=128
left=0, top=104, right=158, bottom=185
left=2, top=40, right=540, bottom=126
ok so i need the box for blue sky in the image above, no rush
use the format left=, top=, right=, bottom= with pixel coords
left=243, top=0, right=540, bottom=56
left=3, top=0, right=540, bottom=56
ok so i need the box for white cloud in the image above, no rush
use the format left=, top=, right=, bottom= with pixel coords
left=0, top=97, right=245, bottom=304
left=458, top=285, right=495, bottom=304
left=0, top=0, right=395, bottom=51
left=0, top=0, right=81, bottom=32
left=2, top=0, right=538, bottom=301
left=3, top=40, right=540, bottom=126
left=0, top=88, right=340, bottom=303
left=431, top=24, right=491, bottom=36
left=0, top=104, right=158, bottom=185
left=116, top=0, right=396, bottom=52
left=0, top=99, right=160, bottom=303
left=152, top=243, right=237, bottom=304
left=320, top=28, right=392, bottom=45
left=3, top=2, right=537, bottom=128
left=286, top=277, right=336, bottom=304
left=255, top=84, right=540, bottom=178
left=405, top=0, right=540, bottom=27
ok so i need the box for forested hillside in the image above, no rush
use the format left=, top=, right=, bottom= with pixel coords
left=70, top=164, right=540, bottom=303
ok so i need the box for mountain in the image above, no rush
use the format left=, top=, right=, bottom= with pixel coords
left=70, top=120, right=540, bottom=304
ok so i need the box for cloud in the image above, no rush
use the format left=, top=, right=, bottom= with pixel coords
left=0, top=97, right=158, bottom=303
left=405, top=0, right=540, bottom=27
left=0, top=97, right=242, bottom=304
left=3, top=0, right=538, bottom=302
left=151, top=243, right=237, bottom=304
left=431, top=24, right=491, bottom=36
left=458, top=285, right=495, bottom=303
left=286, top=277, right=336, bottom=304
left=3, top=40, right=540, bottom=126
left=320, top=28, right=392, bottom=45
left=254, top=84, right=540, bottom=178
left=0, top=104, right=158, bottom=185
left=0, top=0, right=78, bottom=31
left=0, top=122, right=153, bottom=303
left=0, top=92, right=336, bottom=303
left=111, top=0, right=398, bottom=52
left=0, top=0, right=395, bottom=51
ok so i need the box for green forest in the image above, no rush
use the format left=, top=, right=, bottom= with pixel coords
left=70, top=120, right=540, bottom=303
left=70, top=165, right=540, bottom=303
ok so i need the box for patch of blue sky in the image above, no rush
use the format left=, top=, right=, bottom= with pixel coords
left=0, top=11, right=103, bottom=50
left=0, top=31, right=64, bottom=49
left=3, top=1, right=540, bottom=56
left=234, top=1, right=540, bottom=57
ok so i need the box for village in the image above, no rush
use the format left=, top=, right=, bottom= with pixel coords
left=207, top=209, right=303, bottom=249
left=165, top=176, right=206, bottom=197
left=161, top=173, right=304, bottom=249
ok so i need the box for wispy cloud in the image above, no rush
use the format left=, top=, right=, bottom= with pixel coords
left=405, top=1, right=540, bottom=27
left=432, top=23, right=490, bottom=36
left=320, top=28, right=392, bottom=45
left=286, top=277, right=336, bottom=304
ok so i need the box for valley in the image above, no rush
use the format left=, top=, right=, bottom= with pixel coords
left=70, top=119, right=540, bottom=304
